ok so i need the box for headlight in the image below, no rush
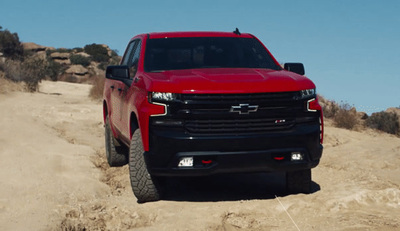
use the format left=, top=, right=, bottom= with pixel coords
left=300, top=88, right=316, bottom=99
left=150, top=92, right=177, bottom=102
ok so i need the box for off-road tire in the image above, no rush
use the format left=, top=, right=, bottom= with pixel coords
left=129, top=129, right=163, bottom=203
left=105, top=116, right=128, bottom=167
left=286, top=169, right=312, bottom=194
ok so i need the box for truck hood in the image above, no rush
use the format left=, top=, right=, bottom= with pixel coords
left=142, top=68, right=315, bottom=94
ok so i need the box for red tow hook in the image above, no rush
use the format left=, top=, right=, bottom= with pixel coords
left=273, top=156, right=285, bottom=161
left=201, top=160, right=213, bottom=164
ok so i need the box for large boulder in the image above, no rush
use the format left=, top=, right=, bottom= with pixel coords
left=22, top=42, right=47, bottom=52
left=386, top=107, right=400, bottom=116
left=65, top=65, right=89, bottom=76
left=357, top=111, right=368, bottom=120
left=50, top=52, right=71, bottom=64
left=50, top=52, right=70, bottom=59
left=75, top=52, right=91, bottom=57
left=101, top=44, right=113, bottom=57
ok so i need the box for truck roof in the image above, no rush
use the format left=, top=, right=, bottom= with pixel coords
left=138, top=31, right=255, bottom=39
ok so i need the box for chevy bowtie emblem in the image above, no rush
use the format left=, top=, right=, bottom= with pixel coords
left=230, top=104, right=259, bottom=114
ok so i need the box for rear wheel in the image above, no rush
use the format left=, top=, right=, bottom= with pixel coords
left=105, top=116, right=128, bottom=167
left=286, top=169, right=312, bottom=194
left=129, top=129, right=163, bottom=203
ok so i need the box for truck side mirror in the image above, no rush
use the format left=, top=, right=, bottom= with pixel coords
left=284, top=63, right=305, bottom=75
left=106, top=65, right=132, bottom=86
left=106, top=65, right=130, bottom=79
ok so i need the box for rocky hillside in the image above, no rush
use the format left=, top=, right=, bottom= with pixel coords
left=21, top=42, right=120, bottom=82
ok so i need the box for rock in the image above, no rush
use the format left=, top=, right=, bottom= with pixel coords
left=22, top=42, right=47, bottom=52
left=75, top=52, right=91, bottom=57
left=0, top=52, right=4, bottom=63
left=386, top=108, right=400, bottom=126
left=50, top=52, right=70, bottom=59
left=33, top=51, right=47, bottom=60
left=50, top=52, right=71, bottom=64
left=65, top=65, right=89, bottom=76
left=101, top=44, right=112, bottom=57
left=357, top=112, right=368, bottom=120
left=386, top=107, right=400, bottom=116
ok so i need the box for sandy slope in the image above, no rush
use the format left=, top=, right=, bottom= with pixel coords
left=0, top=81, right=399, bottom=231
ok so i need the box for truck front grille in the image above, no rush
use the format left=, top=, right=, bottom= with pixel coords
left=185, top=118, right=295, bottom=134
left=153, top=92, right=319, bottom=135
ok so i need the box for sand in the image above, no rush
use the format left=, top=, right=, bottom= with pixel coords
left=0, top=80, right=399, bottom=230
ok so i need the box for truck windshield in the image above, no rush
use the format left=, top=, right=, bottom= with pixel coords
left=144, top=37, right=281, bottom=72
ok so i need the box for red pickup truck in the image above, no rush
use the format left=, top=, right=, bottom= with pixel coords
left=103, top=30, right=323, bottom=202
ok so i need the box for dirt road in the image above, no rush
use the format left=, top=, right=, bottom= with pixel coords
left=0, top=81, right=399, bottom=230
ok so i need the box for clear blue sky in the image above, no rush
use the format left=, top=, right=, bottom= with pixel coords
left=1, top=0, right=399, bottom=114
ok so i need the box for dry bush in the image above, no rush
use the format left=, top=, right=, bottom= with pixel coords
left=2, top=57, right=46, bottom=92
left=318, top=95, right=339, bottom=118
left=59, top=74, right=79, bottom=83
left=0, top=75, right=26, bottom=94
left=333, top=103, right=358, bottom=130
left=366, top=111, right=400, bottom=136
left=89, top=75, right=105, bottom=100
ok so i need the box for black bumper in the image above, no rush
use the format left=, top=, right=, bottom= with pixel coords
left=145, top=123, right=322, bottom=177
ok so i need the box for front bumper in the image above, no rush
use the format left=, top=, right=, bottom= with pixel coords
left=145, top=123, right=323, bottom=176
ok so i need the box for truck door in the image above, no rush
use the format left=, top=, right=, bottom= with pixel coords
left=119, top=39, right=142, bottom=139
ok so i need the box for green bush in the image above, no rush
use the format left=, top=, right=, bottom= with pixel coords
left=0, top=26, right=24, bottom=60
left=70, top=54, right=91, bottom=67
left=333, top=103, right=358, bottom=130
left=84, top=43, right=109, bottom=62
left=366, top=111, right=399, bottom=135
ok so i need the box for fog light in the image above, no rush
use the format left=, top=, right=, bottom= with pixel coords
left=178, top=157, right=193, bottom=167
left=291, top=152, right=303, bottom=161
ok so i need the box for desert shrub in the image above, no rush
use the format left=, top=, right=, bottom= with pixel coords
left=89, top=75, right=105, bottom=100
left=0, top=75, right=25, bottom=93
left=59, top=73, right=79, bottom=83
left=73, top=47, right=84, bottom=52
left=97, top=62, right=108, bottom=70
left=45, top=59, right=64, bottom=81
left=21, top=57, right=46, bottom=91
left=110, top=55, right=121, bottom=65
left=0, top=26, right=24, bottom=60
left=319, top=97, right=339, bottom=118
left=333, top=103, right=358, bottom=130
left=84, top=44, right=109, bottom=62
left=0, top=61, right=5, bottom=72
left=97, top=55, right=121, bottom=70
left=111, top=49, right=119, bottom=57
left=324, top=103, right=339, bottom=118
left=2, top=57, right=46, bottom=91
left=365, top=111, right=399, bottom=135
left=70, top=54, right=91, bottom=67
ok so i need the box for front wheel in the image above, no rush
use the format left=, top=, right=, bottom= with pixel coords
left=286, top=169, right=312, bottom=194
left=129, top=129, right=163, bottom=203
